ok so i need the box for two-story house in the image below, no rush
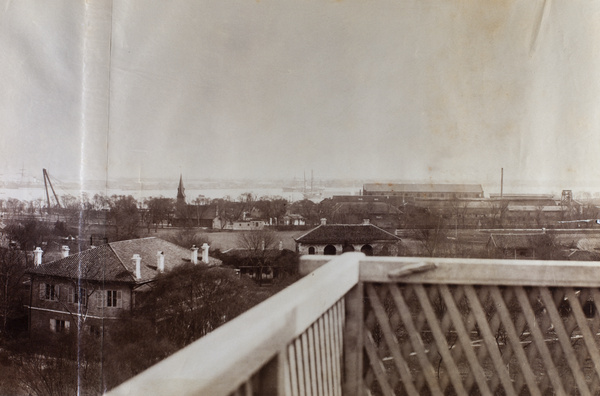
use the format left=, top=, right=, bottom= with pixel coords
left=26, top=237, right=220, bottom=335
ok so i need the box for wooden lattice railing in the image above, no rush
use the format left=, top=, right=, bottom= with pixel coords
left=109, top=254, right=600, bottom=395
left=352, top=257, right=600, bottom=396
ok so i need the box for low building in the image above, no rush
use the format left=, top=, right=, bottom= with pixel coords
left=294, top=219, right=401, bottom=256
left=283, top=213, right=305, bottom=226
left=330, top=201, right=401, bottom=229
left=222, top=220, right=266, bottom=231
left=26, top=237, right=220, bottom=335
left=223, top=247, right=296, bottom=284
left=363, top=183, right=484, bottom=199
left=486, top=233, right=554, bottom=259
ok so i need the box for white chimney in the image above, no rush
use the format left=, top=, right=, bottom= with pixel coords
left=132, top=254, right=142, bottom=279
left=201, top=243, right=210, bottom=264
left=157, top=251, right=165, bottom=273
left=61, top=245, right=70, bottom=258
left=191, top=245, right=199, bottom=264
left=363, top=218, right=370, bottom=225
left=33, top=247, right=43, bottom=267
left=320, top=218, right=327, bottom=225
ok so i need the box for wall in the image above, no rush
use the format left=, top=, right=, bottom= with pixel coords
left=29, top=276, right=132, bottom=334
left=224, top=221, right=266, bottom=231
left=297, top=242, right=399, bottom=256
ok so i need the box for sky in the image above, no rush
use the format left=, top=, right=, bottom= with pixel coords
left=1, top=0, right=600, bottom=193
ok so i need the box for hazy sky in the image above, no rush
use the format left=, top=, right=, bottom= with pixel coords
left=1, top=0, right=600, bottom=192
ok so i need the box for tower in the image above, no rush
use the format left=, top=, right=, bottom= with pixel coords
left=177, top=174, right=186, bottom=204
left=561, top=190, right=572, bottom=206
left=176, top=174, right=188, bottom=225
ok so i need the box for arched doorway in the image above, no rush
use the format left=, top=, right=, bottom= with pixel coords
left=308, top=246, right=316, bottom=255
left=324, top=245, right=337, bottom=255
left=380, top=245, right=390, bottom=256
left=342, top=242, right=355, bottom=253
left=361, top=244, right=374, bottom=256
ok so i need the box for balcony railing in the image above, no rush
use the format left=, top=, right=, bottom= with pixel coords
left=108, top=253, right=600, bottom=395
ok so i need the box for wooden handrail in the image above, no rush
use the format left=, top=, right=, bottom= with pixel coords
left=107, top=253, right=363, bottom=396
left=303, top=256, right=600, bottom=287
left=357, top=256, right=600, bottom=286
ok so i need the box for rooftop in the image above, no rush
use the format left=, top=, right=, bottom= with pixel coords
left=28, top=237, right=221, bottom=283
left=487, top=233, right=551, bottom=249
left=363, top=183, right=483, bottom=194
left=295, top=223, right=400, bottom=244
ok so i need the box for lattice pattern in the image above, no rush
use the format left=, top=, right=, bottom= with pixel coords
left=362, top=283, right=600, bottom=395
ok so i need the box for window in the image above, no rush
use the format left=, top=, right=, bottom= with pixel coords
left=97, top=290, right=122, bottom=308
left=39, top=283, right=59, bottom=301
left=88, top=325, right=101, bottom=337
left=49, top=318, right=70, bottom=333
left=107, top=290, right=120, bottom=307
left=68, top=287, right=87, bottom=306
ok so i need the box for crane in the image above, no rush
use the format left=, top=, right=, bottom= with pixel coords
left=42, top=168, right=62, bottom=212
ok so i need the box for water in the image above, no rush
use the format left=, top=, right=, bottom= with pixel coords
left=0, top=186, right=357, bottom=203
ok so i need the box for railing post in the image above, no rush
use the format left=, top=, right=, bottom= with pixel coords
left=258, top=350, right=289, bottom=395
left=343, top=282, right=364, bottom=396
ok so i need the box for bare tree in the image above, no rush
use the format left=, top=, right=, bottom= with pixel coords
left=412, top=215, right=448, bottom=257
left=237, top=229, right=278, bottom=285
left=107, top=195, right=140, bottom=241
left=137, top=263, right=265, bottom=347
left=253, top=197, right=288, bottom=225
left=5, top=219, right=51, bottom=251
left=488, top=200, right=509, bottom=228
left=288, top=199, right=317, bottom=225
left=145, top=197, right=174, bottom=230
left=212, top=198, right=247, bottom=230
left=167, top=229, right=209, bottom=250
left=0, top=248, right=28, bottom=336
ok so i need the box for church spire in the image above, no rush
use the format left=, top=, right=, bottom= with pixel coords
left=177, top=174, right=186, bottom=202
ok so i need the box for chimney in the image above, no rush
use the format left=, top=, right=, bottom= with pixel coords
left=33, top=247, right=43, bottom=267
left=201, top=243, right=210, bottom=264
left=132, top=254, right=141, bottom=279
left=157, top=251, right=165, bottom=273
left=191, top=245, right=199, bottom=264
left=363, top=218, right=370, bottom=225
left=320, top=218, right=327, bottom=226
left=61, top=245, right=70, bottom=258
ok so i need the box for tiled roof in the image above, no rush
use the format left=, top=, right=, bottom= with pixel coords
left=28, top=237, right=221, bottom=283
left=27, top=244, right=132, bottom=283
left=284, top=213, right=304, bottom=220
left=295, top=224, right=400, bottom=244
left=183, top=204, right=218, bottom=219
left=363, top=183, right=483, bottom=194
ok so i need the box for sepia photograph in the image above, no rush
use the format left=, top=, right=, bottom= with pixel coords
left=1, top=0, right=600, bottom=394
